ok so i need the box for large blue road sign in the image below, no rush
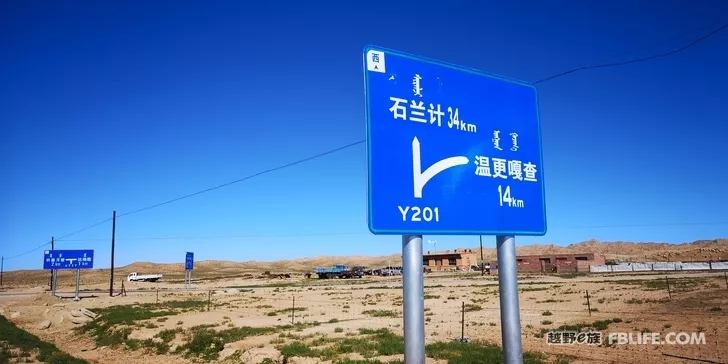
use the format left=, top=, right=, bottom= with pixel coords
left=363, top=46, right=547, bottom=236
left=43, top=250, right=94, bottom=270
left=185, top=252, right=194, bottom=270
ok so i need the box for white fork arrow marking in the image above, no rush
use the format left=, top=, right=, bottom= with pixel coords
left=412, top=137, right=469, bottom=199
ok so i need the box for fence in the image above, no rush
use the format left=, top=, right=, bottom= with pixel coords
left=51, top=273, right=728, bottom=364
left=590, top=261, right=728, bottom=273
left=154, top=293, right=727, bottom=340
left=146, top=274, right=728, bottom=337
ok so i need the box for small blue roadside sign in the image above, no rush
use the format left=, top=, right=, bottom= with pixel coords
left=43, top=250, right=94, bottom=270
left=363, top=46, right=546, bottom=236
left=185, top=252, right=194, bottom=270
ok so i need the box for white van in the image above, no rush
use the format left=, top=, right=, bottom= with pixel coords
left=380, top=266, right=402, bottom=276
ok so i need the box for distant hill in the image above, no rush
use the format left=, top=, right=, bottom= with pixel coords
left=501, top=239, right=728, bottom=262
left=2, top=239, right=726, bottom=287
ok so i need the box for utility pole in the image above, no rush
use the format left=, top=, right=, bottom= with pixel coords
left=49, top=237, right=54, bottom=290
left=109, top=210, right=116, bottom=297
left=427, top=240, right=437, bottom=253
left=479, top=235, right=485, bottom=276
left=1, top=256, right=4, bottom=287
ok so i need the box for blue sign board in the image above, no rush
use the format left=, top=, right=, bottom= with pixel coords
left=185, top=252, right=194, bottom=270
left=363, top=46, right=547, bottom=236
left=43, top=250, right=94, bottom=270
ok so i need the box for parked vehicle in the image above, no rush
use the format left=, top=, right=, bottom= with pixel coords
left=380, top=266, right=402, bottom=276
left=312, top=265, right=365, bottom=279
left=312, top=265, right=348, bottom=279
left=127, top=272, right=163, bottom=282
left=338, top=268, right=364, bottom=279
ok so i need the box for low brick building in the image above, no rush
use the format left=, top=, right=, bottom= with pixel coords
left=490, top=253, right=605, bottom=273
left=423, top=248, right=478, bottom=272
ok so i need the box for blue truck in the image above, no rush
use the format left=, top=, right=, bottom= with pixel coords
left=312, top=265, right=364, bottom=279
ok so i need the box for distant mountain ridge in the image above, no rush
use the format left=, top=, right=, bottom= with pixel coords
left=467, top=239, right=727, bottom=261
left=4, top=239, right=726, bottom=284
left=121, top=238, right=728, bottom=273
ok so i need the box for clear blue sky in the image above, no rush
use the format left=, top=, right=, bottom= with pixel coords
left=1, top=1, right=727, bottom=272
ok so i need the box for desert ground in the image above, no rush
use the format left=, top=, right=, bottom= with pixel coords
left=1, top=270, right=727, bottom=364
left=1, top=239, right=727, bottom=364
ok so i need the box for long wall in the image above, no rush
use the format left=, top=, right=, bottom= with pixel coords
left=589, top=261, right=728, bottom=273
left=491, top=253, right=605, bottom=273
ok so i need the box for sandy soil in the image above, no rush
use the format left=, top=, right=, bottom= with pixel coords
left=1, top=271, right=726, bottom=364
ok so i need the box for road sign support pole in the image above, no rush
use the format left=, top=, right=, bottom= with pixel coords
left=185, top=252, right=194, bottom=289
left=73, top=268, right=80, bottom=301
left=109, top=210, right=116, bottom=297
left=51, top=270, right=57, bottom=297
left=50, top=237, right=54, bottom=290
left=402, top=234, right=425, bottom=364
left=496, top=235, right=523, bottom=364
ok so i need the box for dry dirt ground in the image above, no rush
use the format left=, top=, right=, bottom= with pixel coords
left=1, top=271, right=727, bottom=364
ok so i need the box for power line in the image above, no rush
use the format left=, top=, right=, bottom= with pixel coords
left=533, top=22, right=728, bottom=84
left=4, top=241, right=52, bottom=260
left=54, top=220, right=728, bottom=242
left=5, top=21, right=727, bottom=260
left=61, top=232, right=367, bottom=242
left=55, top=218, right=112, bottom=241
left=1, top=140, right=364, bottom=261
left=2, top=218, right=113, bottom=260
left=116, top=140, right=365, bottom=219
left=110, top=22, right=728, bottom=222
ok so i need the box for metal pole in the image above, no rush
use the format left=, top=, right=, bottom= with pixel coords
left=51, top=270, right=57, bottom=296
left=109, top=210, right=116, bottom=297
left=49, top=237, right=54, bottom=290
left=585, top=290, right=591, bottom=316
left=496, top=235, right=523, bottom=364
left=292, top=296, right=295, bottom=325
left=665, top=277, right=672, bottom=299
left=402, top=235, right=425, bottom=364
left=74, top=269, right=80, bottom=301
left=461, top=301, right=465, bottom=340
left=479, top=235, right=485, bottom=276
left=1, top=256, right=4, bottom=287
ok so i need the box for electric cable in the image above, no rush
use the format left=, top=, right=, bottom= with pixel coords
left=4, top=21, right=727, bottom=260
